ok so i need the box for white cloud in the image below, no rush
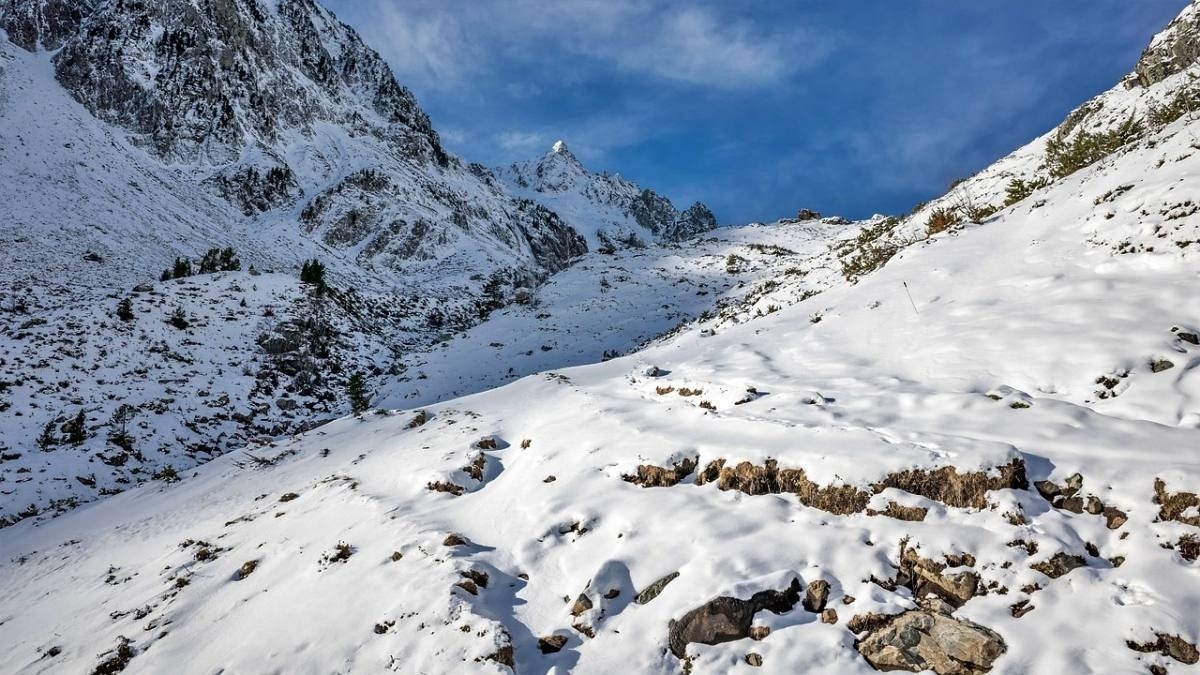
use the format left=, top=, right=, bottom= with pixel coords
left=329, top=0, right=832, bottom=91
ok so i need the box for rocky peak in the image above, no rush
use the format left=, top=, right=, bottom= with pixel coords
left=1127, top=0, right=1200, bottom=88
left=37, top=0, right=446, bottom=166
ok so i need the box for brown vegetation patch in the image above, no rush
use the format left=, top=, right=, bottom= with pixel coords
left=1127, top=633, right=1200, bottom=665
left=1154, top=478, right=1200, bottom=526
left=623, top=457, right=698, bottom=487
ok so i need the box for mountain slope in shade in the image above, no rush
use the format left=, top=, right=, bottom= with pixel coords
left=498, top=140, right=717, bottom=251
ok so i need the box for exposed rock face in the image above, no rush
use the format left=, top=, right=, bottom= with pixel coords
left=855, top=610, right=1006, bottom=674
left=2, top=0, right=587, bottom=281
left=668, top=202, right=719, bottom=241
left=50, top=0, right=444, bottom=165
left=0, top=0, right=97, bottom=51
left=1128, top=2, right=1200, bottom=88
left=668, top=578, right=802, bottom=658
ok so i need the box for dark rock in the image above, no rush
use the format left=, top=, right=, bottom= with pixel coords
left=667, top=577, right=801, bottom=658
left=537, top=634, right=568, bottom=654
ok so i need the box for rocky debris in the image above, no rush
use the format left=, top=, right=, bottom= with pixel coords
left=821, top=608, right=839, bottom=624
left=803, top=580, right=830, bottom=613
left=796, top=209, right=823, bottom=221
left=623, top=458, right=697, bottom=488
left=749, top=625, right=771, bottom=641
left=1034, top=473, right=1126, bottom=529
left=484, top=633, right=515, bottom=670
left=442, top=534, right=468, bottom=547
left=745, top=652, right=764, bottom=667
left=1029, top=552, right=1087, bottom=579
left=854, top=610, right=1006, bottom=674
left=1154, top=479, right=1200, bottom=526
left=667, top=577, right=802, bottom=658
left=460, top=569, right=489, bottom=589
left=1127, top=632, right=1200, bottom=665
left=694, top=458, right=1026, bottom=515
left=1010, top=600, right=1034, bottom=618
left=234, top=560, right=258, bottom=580
left=538, top=634, right=568, bottom=654
left=427, top=481, right=466, bottom=496
left=90, top=636, right=136, bottom=675
left=570, top=593, right=593, bottom=617
left=877, top=542, right=980, bottom=609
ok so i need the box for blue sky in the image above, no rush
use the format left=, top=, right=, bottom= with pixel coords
left=326, top=0, right=1188, bottom=224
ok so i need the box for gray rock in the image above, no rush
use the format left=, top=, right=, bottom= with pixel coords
left=634, top=571, right=679, bottom=605
left=855, top=610, right=1006, bottom=674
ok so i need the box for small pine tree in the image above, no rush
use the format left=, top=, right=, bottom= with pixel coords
left=198, top=248, right=222, bottom=274
left=65, top=409, right=87, bottom=445
left=300, top=259, right=327, bottom=292
left=38, top=419, right=58, bottom=450
left=117, top=297, right=134, bottom=322
left=169, top=306, right=189, bottom=329
left=347, top=371, right=371, bottom=415
left=108, top=404, right=136, bottom=451
left=219, top=247, right=241, bottom=271
left=172, top=257, right=193, bottom=279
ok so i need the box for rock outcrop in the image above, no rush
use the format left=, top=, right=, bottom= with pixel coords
left=855, top=610, right=1006, bottom=674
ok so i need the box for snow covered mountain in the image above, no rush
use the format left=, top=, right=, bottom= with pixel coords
left=2, top=3, right=1200, bottom=674
left=498, top=140, right=717, bottom=250
left=0, top=0, right=586, bottom=292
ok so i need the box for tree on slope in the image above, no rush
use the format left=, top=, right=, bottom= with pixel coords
left=347, top=371, right=371, bottom=415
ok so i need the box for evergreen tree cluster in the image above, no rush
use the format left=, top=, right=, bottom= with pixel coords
left=161, top=247, right=241, bottom=281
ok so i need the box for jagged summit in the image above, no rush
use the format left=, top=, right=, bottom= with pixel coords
left=498, top=142, right=716, bottom=248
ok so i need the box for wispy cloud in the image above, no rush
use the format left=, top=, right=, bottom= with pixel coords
left=336, top=1, right=833, bottom=91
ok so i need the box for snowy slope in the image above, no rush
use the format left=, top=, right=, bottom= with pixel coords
left=498, top=140, right=717, bottom=251
left=3, top=37, right=1200, bottom=675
